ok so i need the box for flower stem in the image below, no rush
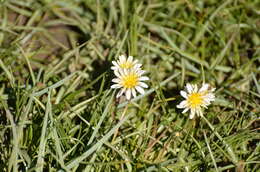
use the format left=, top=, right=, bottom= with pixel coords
left=112, top=103, right=129, bottom=141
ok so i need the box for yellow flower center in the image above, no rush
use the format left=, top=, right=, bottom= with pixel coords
left=188, top=93, right=203, bottom=108
left=120, top=62, right=133, bottom=69
left=122, top=73, right=138, bottom=89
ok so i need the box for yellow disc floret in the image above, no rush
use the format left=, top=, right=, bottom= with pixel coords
left=188, top=93, right=203, bottom=108
left=120, top=62, right=133, bottom=69
left=122, top=73, right=138, bottom=89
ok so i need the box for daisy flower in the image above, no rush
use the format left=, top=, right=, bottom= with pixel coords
left=111, top=55, right=142, bottom=71
left=111, top=68, right=149, bottom=100
left=177, top=83, right=215, bottom=119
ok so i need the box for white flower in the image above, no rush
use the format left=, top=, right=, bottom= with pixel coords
left=111, top=55, right=142, bottom=71
left=177, top=83, right=215, bottom=119
left=111, top=68, right=149, bottom=100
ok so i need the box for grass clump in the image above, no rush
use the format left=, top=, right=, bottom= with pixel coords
left=0, top=0, right=259, bottom=171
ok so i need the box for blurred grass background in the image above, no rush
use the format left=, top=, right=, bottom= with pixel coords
left=0, top=0, right=259, bottom=171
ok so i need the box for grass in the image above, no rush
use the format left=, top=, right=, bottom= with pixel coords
left=0, top=0, right=260, bottom=171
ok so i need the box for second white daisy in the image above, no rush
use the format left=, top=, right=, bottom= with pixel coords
left=111, top=55, right=142, bottom=71
left=111, top=68, right=149, bottom=100
left=177, top=83, right=215, bottom=119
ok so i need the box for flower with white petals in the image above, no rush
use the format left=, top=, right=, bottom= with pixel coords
left=177, top=83, right=215, bottom=119
left=111, top=55, right=142, bottom=71
left=111, top=68, right=149, bottom=100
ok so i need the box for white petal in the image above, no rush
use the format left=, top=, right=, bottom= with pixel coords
left=189, top=113, right=195, bottom=119
left=138, top=82, right=148, bottom=88
left=180, top=91, right=188, bottom=98
left=205, top=98, right=214, bottom=103
left=127, top=56, right=133, bottom=63
left=126, top=89, right=132, bottom=100
left=116, top=88, right=126, bottom=98
left=119, top=55, right=126, bottom=62
left=116, top=92, right=121, bottom=98
left=193, top=84, right=198, bottom=93
left=111, top=84, right=121, bottom=89
left=207, top=93, right=215, bottom=99
left=112, top=61, right=119, bottom=66
left=177, top=100, right=188, bottom=109
left=134, top=69, right=142, bottom=76
left=135, top=86, right=145, bottom=94
left=137, top=70, right=146, bottom=75
left=132, top=88, right=136, bottom=97
left=210, top=87, right=216, bottom=92
left=176, top=105, right=182, bottom=109
left=111, top=66, right=117, bottom=70
left=133, top=59, right=138, bottom=64
left=182, top=108, right=189, bottom=113
left=199, top=83, right=209, bottom=92
left=202, top=100, right=210, bottom=106
left=196, top=108, right=203, bottom=117
left=112, top=78, right=121, bottom=83
left=189, top=108, right=196, bottom=119
left=139, top=76, right=149, bottom=81
left=134, top=64, right=142, bottom=69
left=114, top=70, right=121, bottom=78
left=203, top=94, right=215, bottom=103
left=186, top=83, right=193, bottom=93
left=122, top=68, right=128, bottom=76
left=202, top=104, right=208, bottom=108
left=210, top=97, right=215, bottom=102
